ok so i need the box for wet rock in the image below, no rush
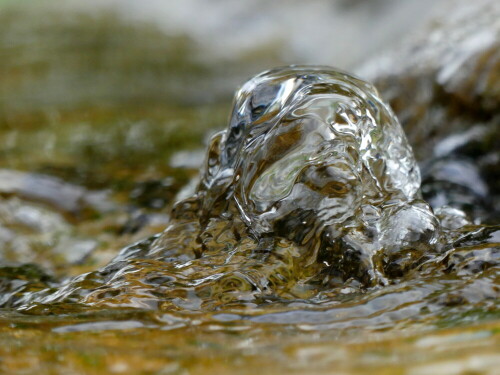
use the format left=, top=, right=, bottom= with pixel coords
left=0, top=169, right=115, bottom=218
left=358, top=0, right=500, bottom=222
left=0, top=196, right=98, bottom=268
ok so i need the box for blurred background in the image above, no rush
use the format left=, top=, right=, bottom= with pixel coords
left=0, top=0, right=498, bottom=274
left=0, top=0, right=438, bottom=111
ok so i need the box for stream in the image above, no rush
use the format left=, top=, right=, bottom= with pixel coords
left=0, top=1, right=499, bottom=374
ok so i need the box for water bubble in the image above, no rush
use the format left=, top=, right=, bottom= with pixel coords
left=191, top=66, right=431, bottom=280
left=4, top=66, right=496, bottom=320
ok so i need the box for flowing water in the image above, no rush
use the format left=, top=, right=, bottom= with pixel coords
left=0, top=2, right=499, bottom=375
left=1, top=66, right=499, bottom=374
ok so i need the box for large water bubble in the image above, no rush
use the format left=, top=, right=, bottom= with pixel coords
left=180, top=66, right=439, bottom=283
left=2, top=66, right=449, bottom=311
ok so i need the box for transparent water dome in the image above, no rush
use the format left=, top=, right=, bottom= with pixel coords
left=6, top=67, right=495, bottom=326
left=189, top=66, right=437, bottom=282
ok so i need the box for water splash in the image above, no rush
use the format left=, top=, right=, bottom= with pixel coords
left=181, top=66, right=436, bottom=283
left=1, top=67, right=498, bottom=333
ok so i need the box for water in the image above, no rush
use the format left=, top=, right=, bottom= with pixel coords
left=2, top=68, right=497, bottom=337
left=1, top=67, right=499, bottom=375
left=0, top=2, right=499, bottom=373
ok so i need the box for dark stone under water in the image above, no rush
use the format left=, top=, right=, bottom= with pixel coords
left=0, top=67, right=498, bottom=336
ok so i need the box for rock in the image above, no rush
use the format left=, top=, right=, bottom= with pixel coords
left=0, top=196, right=98, bottom=267
left=357, top=0, right=500, bottom=221
left=0, top=169, right=115, bottom=217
